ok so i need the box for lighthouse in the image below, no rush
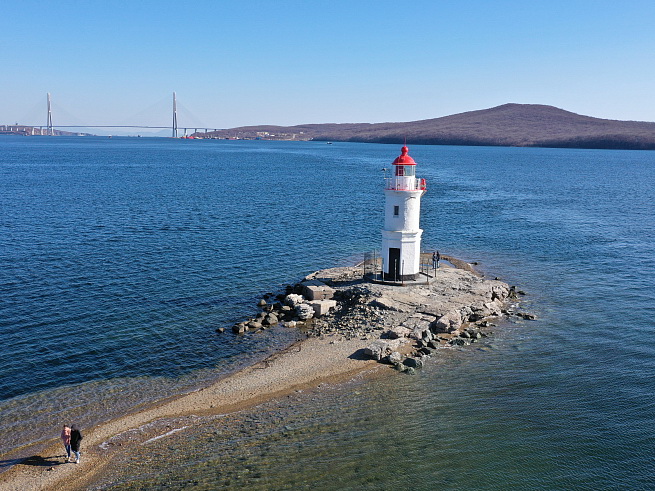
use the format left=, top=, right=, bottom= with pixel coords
left=382, top=145, right=427, bottom=281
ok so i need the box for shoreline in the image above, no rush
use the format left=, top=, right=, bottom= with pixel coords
left=0, top=336, right=380, bottom=491
left=0, top=260, right=524, bottom=490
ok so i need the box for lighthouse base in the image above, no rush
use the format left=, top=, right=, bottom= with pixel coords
left=381, top=229, right=423, bottom=282
left=382, top=271, right=418, bottom=282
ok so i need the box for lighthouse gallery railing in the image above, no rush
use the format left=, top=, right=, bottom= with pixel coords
left=384, top=177, right=427, bottom=191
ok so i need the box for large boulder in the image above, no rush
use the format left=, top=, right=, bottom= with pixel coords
left=403, top=357, right=423, bottom=369
left=484, top=301, right=502, bottom=316
left=301, top=280, right=336, bottom=300
left=284, top=294, right=305, bottom=308
left=363, top=341, right=387, bottom=361
left=364, top=339, right=403, bottom=361
left=295, top=303, right=314, bottom=320
left=232, top=323, right=247, bottom=334
left=386, top=351, right=402, bottom=365
left=385, top=326, right=411, bottom=339
left=308, top=299, right=337, bottom=317
left=492, top=284, right=510, bottom=301
left=431, top=310, right=463, bottom=333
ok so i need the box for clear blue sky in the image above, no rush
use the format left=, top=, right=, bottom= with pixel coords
left=2, top=0, right=654, bottom=130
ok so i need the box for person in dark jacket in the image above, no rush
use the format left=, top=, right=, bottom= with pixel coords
left=70, top=425, right=83, bottom=464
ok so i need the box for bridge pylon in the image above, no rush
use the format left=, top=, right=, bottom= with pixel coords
left=172, top=92, right=178, bottom=138
left=46, top=93, right=53, bottom=136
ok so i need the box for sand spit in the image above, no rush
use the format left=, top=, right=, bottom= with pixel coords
left=0, top=261, right=525, bottom=491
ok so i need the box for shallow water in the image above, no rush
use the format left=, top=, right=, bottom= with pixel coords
left=1, top=138, right=654, bottom=488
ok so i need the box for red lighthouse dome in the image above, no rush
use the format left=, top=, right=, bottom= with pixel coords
left=392, top=146, right=416, bottom=165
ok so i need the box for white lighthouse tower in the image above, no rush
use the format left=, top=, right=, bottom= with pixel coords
left=382, top=145, right=427, bottom=281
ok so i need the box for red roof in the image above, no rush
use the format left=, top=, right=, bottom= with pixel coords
left=392, top=146, right=416, bottom=165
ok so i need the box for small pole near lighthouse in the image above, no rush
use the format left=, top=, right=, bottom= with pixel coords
left=381, top=145, right=427, bottom=282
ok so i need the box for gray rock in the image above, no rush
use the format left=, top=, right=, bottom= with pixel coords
left=258, top=299, right=267, bottom=307
left=403, top=357, right=423, bottom=369
left=364, top=340, right=388, bottom=361
left=295, top=303, right=314, bottom=320
left=387, top=351, right=402, bottom=365
left=263, top=313, right=278, bottom=326
left=285, top=294, right=305, bottom=308
left=232, top=324, right=247, bottom=334
left=385, top=326, right=411, bottom=339
left=432, top=310, right=462, bottom=333
left=364, top=339, right=403, bottom=361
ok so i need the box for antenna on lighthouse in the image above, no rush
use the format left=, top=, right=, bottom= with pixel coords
left=46, top=93, right=53, bottom=136
left=172, top=92, right=178, bottom=138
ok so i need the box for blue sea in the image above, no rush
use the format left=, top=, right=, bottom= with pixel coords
left=1, top=137, right=654, bottom=489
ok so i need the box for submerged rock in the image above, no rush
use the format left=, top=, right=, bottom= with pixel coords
left=403, top=357, right=423, bottom=369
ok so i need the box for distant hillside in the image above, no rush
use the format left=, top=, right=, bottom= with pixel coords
left=199, top=104, right=655, bottom=150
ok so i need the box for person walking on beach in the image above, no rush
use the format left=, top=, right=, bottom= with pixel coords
left=70, top=425, right=83, bottom=464
left=61, top=424, right=71, bottom=462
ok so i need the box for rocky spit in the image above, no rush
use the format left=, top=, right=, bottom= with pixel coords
left=0, top=259, right=534, bottom=491
left=228, top=261, right=533, bottom=374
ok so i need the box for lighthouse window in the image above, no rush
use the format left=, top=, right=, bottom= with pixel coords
left=393, top=205, right=399, bottom=216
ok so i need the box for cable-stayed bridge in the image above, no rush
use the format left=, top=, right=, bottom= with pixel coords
left=5, top=93, right=221, bottom=137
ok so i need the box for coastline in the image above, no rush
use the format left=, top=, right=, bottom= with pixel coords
left=0, top=260, right=521, bottom=490
left=0, top=336, right=380, bottom=491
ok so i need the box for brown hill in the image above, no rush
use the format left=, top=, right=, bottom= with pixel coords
left=200, top=104, right=655, bottom=150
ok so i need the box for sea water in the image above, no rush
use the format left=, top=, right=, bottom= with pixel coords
left=1, top=137, right=654, bottom=489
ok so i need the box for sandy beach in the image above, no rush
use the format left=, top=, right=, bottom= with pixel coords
left=0, top=335, right=380, bottom=491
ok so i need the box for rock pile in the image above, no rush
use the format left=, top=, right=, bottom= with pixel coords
left=227, top=278, right=339, bottom=334
left=223, top=261, right=536, bottom=373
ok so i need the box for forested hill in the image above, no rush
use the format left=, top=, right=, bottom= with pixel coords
left=201, top=104, right=655, bottom=150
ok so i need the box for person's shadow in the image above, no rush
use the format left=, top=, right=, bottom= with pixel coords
left=0, top=454, right=65, bottom=470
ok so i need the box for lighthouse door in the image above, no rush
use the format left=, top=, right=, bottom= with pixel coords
left=388, top=248, right=401, bottom=281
